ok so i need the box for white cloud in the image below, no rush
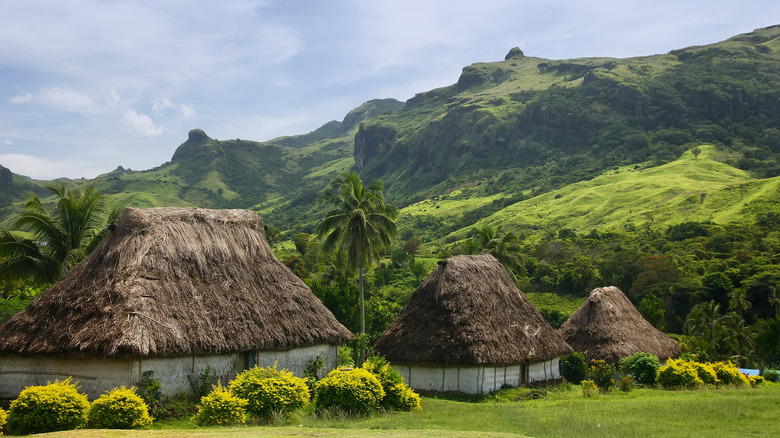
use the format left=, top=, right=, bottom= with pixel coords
left=3, top=139, right=12, bottom=145
left=152, top=98, right=196, bottom=121
left=122, top=110, right=165, bottom=137
left=39, top=86, right=100, bottom=113
left=178, top=104, right=197, bottom=121
left=0, top=153, right=103, bottom=180
left=152, top=98, right=176, bottom=117
left=10, top=94, right=32, bottom=104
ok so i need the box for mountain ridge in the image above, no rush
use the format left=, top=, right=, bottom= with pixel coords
left=1, top=25, right=779, bottom=240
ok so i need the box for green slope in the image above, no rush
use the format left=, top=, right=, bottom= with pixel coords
left=394, top=144, right=779, bottom=244
left=480, top=145, right=778, bottom=233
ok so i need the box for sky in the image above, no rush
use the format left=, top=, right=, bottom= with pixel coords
left=1, top=1, right=778, bottom=180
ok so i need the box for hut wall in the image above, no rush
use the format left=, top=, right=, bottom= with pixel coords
left=255, top=344, right=338, bottom=377
left=527, top=357, right=561, bottom=382
left=0, top=345, right=337, bottom=400
left=392, top=363, right=528, bottom=395
left=0, top=353, right=236, bottom=400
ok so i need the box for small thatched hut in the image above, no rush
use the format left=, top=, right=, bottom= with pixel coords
left=373, top=254, right=572, bottom=394
left=558, top=286, right=681, bottom=364
left=0, top=207, right=352, bottom=399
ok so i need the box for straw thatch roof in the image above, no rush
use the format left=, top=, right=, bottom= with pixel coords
left=0, top=207, right=352, bottom=358
left=373, top=254, right=572, bottom=365
left=558, top=286, right=681, bottom=364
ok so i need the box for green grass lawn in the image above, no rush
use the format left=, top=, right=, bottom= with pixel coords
left=37, top=384, right=779, bottom=437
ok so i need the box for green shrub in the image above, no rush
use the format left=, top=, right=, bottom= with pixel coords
left=764, top=370, right=779, bottom=382
left=315, top=368, right=385, bottom=414
left=88, top=386, right=153, bottom=429
left=194, top=364, right=215, bottom=400
left=560, top=352, right=588, bottom=384
left=0, top=406, right=6, bottom=435
left=589, top=359, right=616, bottom=393
left=619, top=352, right=661, bottom=386
left=362, top=356, right=421, bottom=411
left=581, top=379, right=598, bottom=397
left=135, top=370, right=162, bottom=411
left=191, top=384, right=248, bottom=426
left=617, top=376, right=634, bottom=392
left=711, top=361, right=750, bottom=386
left=8, top=378, right=89, bottom=434
left=690, top=361, right=719, bottom=385
left=229, top=365, right=309, bottom=418
left=657, top=359, right=703, bottom=389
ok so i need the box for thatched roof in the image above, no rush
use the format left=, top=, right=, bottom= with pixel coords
left=373, top=254, right=572, bottom=366
left=0, top=207, right=352, bottom=358
left=558, top=286, right=681, bottom=364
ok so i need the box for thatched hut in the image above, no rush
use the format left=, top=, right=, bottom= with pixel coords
left=0, top=207, right=352, bottom=399
left=373, top=254, right=572, bottom=394
left=558, top=286, right=681, bottom=364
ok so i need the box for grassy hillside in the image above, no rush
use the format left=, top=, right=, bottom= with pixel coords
left=465, top=145, right=778, bottom=238
left=392, top=144, right=779, bottom=246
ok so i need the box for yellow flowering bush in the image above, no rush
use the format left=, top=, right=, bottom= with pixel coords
left=0, top=406, right=7, bottom=435
left=315, top=368, right=385, bottom=414
left=689, top=361, right=719, bottom=385
left=229, top=365, right=309, bottom=418
left=657, top=359, right=703, bottom=389
left=385, top=382, right=422, bottom=411
left=748, top=375, right=765, bottom=387
left=362, top=356, right=421, bottom=411
left=581, top=379, right=598, bottom=397
left=191, top=384, right=248, bottom=426
left=711, top=361, right=750, bottom=387
left=88, top=386, right=153, bottom=429
left=7, top=378, right=89, bottom=434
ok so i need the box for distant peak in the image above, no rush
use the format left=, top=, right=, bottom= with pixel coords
left=188, top=129, right=210, bottom=142
left=505, top=47, right=525, bottom=60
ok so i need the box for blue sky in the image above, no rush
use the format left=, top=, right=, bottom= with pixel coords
left=1, top=0, right=778, bottom=180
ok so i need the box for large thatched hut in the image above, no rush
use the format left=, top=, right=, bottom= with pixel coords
left=0, top=207, right=352, bottom=399
left=373, top=254, right=572, bottom=394
left=558, top=286, right=681, bottom=364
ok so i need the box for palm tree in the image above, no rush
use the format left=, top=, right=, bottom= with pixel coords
left=316, top=171, right=397, bottom=359
left=684, top=300, right=725, bottom=359
left=768, top=286, right=780, bottom=319
left=0, top=184, right=118, bottom=285
left=723, top=313, right=755, bottom=367
left=465, top=225, right=525, bottom=279
left=728, top=288, right=752, bottom=319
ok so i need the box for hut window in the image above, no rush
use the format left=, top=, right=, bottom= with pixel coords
left=240, top=352, right=256, bottom=370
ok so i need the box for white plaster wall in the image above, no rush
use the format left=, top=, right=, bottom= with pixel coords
left=505, top=365, right=522, bottom=387
left=0, top=355, right=135, bottom=399
left=391, top=359, right=561, bottom=395
left=255, top=344, right=338, bottom=378
left=408, top=366, right=444, bottom=392
left=481, top=367, right=497, bottom=394
left=0, top=345, right=338, bottom=400
left=528, top=358, right=561, bottom=382
left=457, top=367, right=482, bottom=394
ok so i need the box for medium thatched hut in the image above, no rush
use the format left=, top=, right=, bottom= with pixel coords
left=558, top=286, right=681, bottom=364
left=0, top=207, right=352, bottom=399
left=373, top=254, right=572, bottom=394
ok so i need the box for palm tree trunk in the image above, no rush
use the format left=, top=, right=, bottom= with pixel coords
left=359, top=265, right=366, bottom=363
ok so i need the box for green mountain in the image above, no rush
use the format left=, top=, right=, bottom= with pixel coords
left=2, top=26, right=780, bottom=240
